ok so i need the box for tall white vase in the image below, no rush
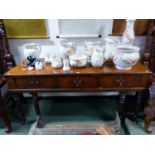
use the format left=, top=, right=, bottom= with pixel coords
left=122, top=19, right=136, bottom=45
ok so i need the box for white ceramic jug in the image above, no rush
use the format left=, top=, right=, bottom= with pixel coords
left=84, top=41, right=101, bottom=63
left=91, top=47, right=105, bottom=67
left=104, top=38, right=116, bottom=60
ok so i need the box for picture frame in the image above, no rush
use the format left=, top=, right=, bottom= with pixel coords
left=3, top=19, right=47, bottom=39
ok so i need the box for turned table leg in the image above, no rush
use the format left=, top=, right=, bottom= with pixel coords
left=117, top=92, right=126, bottom=125
left=144, top=84, right=155, bottom=133
left=31, top=93, right=43, bottom=128
left=134, top=92, right=144, bottom=123
left=32, top=93, right=41, bottom=117
left=13, top=93, right=26, bottom=123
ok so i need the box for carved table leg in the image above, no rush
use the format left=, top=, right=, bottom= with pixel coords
left=31, top=93, right=43, bottom=128
left=32, top=93, right=40, bottom=117
left=134, top=92, right=144, bottom=123
left=117, top=92, right=126, bottom=125
left=144, top=84, right=155, bottom=133
left=0, top=103, right=12, bottom=133
left=144, top=115, right=153, bottom=133
left=13, top=93, right=26, bottom=123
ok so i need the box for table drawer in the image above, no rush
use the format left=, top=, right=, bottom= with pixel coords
left=58, top=75, right=98, bottom=88
left=99, top=75, right=150, bottom=88
left=13, top=76, right=57, bottom=89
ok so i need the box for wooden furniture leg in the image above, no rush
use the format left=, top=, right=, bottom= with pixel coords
left=134, top=92, right=144, bottom=123
left=0, top=102, right=12, bottom=133
left=144, top=115, right=153, bottom=133
left=32, top=93, right=41, bottom=117
left=31, top=93, right=43, bottom=128
left=117, top=92, right=126, bottom=125
left=13, top=93, right=26, bottom=123
left=144, top=84, right=155, bottom=133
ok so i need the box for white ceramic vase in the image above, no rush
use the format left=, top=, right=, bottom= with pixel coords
left=113, top=46, right=140, bottom=70
left=63, top=59, right=70, bottom=71
left=122, top=19, right=136, bottom=45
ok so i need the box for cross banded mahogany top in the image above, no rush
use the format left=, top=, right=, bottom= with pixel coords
left=4, top=62, right=152, bottom=77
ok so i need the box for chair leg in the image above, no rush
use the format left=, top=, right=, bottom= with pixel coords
left=144, top=84, right=155, bottom=133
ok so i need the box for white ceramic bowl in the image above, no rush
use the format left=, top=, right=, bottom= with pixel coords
left=23, top=43, right=41, bottom=59
left=113, top=46, right=140, bottom=70
left=69, top=54, right=87, bottom=67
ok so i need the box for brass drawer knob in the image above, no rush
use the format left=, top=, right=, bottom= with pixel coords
left=35, top=80, right=40, bottom=84
left=116, top=76, right=125, bottom=86
left=73, top=77, right=82, bottom=87
left=30, top=77, right=40, bottom=85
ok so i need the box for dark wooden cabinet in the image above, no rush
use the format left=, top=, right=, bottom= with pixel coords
left=143, top=19, right=155, bottom=133
left=0, top=20, right=15, bottom=133
left=0, top=20, right=15, bottom=74
left=0, top=78, right=12, bottom=133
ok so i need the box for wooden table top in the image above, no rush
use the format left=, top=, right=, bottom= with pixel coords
left=4, top=62, right=152, bottom=77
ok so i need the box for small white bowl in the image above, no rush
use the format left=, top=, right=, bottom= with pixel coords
left=69, top=54, right=87, bottom=67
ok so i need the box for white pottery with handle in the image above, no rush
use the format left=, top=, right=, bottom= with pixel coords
left=91, top=47, right=105, bottom=67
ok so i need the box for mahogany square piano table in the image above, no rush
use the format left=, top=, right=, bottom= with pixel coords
left=4, top=62, right=153, bottom=133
